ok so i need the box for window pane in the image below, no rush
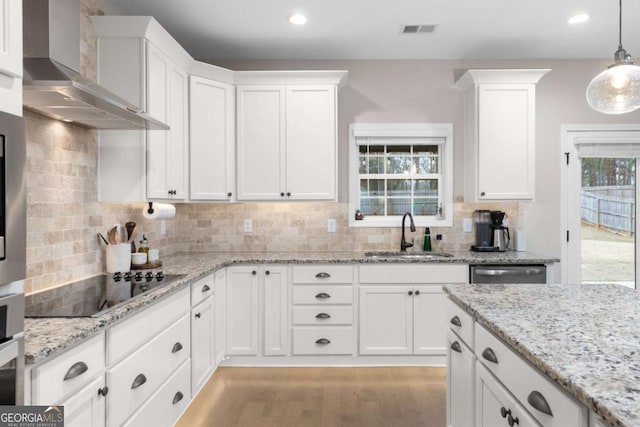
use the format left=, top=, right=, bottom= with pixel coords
left=387, top=156, right=412, bottom=174
left=580, top=157, right=635, bottom=288
left=387, top=198, right=412, bottom=215
left=369, top=156, right=384, bottom=174
left=415, top=179, right=438, bottom=196
left=387, top=179, right=411, bottom=196
left=361, top=198, right=385, bottom=216
left=414, top=146, right=439, bottom=174
left=414, top=199, right=438, bottom=215
left=361, top=179, right=385, bottom=196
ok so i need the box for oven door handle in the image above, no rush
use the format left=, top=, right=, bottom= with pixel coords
left=64, top=361, right=89, bottom=381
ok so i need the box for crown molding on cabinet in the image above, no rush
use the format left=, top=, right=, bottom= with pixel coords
left=454, top=69, right=551, bottom=91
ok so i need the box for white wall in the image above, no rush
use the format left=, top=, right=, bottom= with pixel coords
left=214, top=58, right=640, bottom=261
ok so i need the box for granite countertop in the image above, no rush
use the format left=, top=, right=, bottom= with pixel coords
left=25, top=250, right=557, bottom=364
left=444, top=283, right=640, bottom=427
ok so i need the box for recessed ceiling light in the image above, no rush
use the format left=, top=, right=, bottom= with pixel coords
left=568, top=13, right=590, bottom=24
left=288, top=13, right=307, bottom=25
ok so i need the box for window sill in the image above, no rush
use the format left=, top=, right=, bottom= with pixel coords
left=349, top=216, right=453, bottom=228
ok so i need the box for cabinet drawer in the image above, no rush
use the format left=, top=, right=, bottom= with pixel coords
left=475, top=324, right=588, bottom=427
left=123, top=359, right=191, bottom=427
left=292, top=265, right=353, bottom=284
left=35, top=332, right=105, bottom=404
left=446, top=297, right=474, bottom=349
left=108, top=287, right=190, bottom=363
left=191, top=274, right=214, bottom=307
left=108, top=313, right=190, bottom=427
left=292, top=285, right=353, bottom=304
left=292, top=306, right=354, bottom=325
left=292, top=327, right=354, bottom=355
left=359, top=264, right=468, bottom=284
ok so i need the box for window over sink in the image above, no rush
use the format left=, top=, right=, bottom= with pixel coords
left=349, top=123, right=453, bottom=227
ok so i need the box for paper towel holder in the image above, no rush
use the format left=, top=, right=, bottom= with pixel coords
left=147, top=202, right=154, bottom=215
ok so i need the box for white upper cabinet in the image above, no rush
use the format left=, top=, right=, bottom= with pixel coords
left=236, top=71, right=346, bottom=201
left=456, top=69, right=550, bottom=201
left=189, top=76, right=236, bottom=201
left=0, top=0, right=22, bottom=116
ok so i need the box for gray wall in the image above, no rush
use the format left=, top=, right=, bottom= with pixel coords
left=214, top=59, right=640, bottom=259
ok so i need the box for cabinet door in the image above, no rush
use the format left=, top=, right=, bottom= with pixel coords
left=236, top=85, right=286, bottom=200
left=359, top=286, right=413, bottom=355
left=147, top=65, right=187, bottom=200
left=285, top=85, right=336, bottom=200
left=477, top=84, right=535, bottom=200
left=214, top=269, right=226, bottom=364
left=146, top=42, right=168, bottom=123
left=476, top=364, right=539, bottom=427
left=263, top=266, right=288, bottom=356
left=226, top=267, right=260, bottom=355
left=446, top=330, right=475, bottom=427
left=60, top=376, right=106, bottom=427
left=189, top=76, right=235, bottom=201
left=413, top=285, right=447, bottom=355
left=191, top=296, right=215, bottom=395
left=0, top=0, right=22, bottom=78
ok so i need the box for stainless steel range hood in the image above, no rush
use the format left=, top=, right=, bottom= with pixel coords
left=22, top=0, right=169, bottom=130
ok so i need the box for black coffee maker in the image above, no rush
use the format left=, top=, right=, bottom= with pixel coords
left=471, top=210, right=499, bottom=252
left=489, top=211, right=510, bottom=252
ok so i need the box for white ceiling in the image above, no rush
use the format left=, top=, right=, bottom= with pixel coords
left=103, top=0, right=640, bottom=61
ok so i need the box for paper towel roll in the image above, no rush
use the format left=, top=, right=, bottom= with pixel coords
left=143, top=203, right=176, bottom=220
left=515, top=229, right=527, bottom=252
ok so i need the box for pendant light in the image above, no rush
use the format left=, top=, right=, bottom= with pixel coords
left=586, top=0, right=640, bottom=114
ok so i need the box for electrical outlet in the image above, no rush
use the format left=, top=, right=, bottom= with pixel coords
left=463, top=218, right=473, bottom=233
left=327, top=219, right=337, bottom=233
left=160, top=219, right=166, bottom=235
left=243, top=219, right=253, bottom=233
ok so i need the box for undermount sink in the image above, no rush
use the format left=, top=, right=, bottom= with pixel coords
left=364, top=251, right=454, bottom=259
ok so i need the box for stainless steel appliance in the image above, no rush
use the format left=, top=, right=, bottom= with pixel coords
left=469, top=265, right=547, bottom=284
left=0, top=111, right=26, bottom=285
left=0, top=293, right=25, bottom=405
left=25, top=272, right=185, bottom=318
left=471, top=209, right=499, bottom=252
left=489, top=211, right=510, bottom=252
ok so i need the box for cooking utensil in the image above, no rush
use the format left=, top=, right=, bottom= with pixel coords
left=97, top=233, right=109, bottom=245
left=125, top=222, right=136, bottom=240
left=107, top=226, right=117, bottom=245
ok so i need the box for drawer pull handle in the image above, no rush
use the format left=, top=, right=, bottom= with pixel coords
left=315, top=338, right=331, bottom=345
left=450, top=341, right=462, bottom=353
left=172, top=391, right=184, bottom=405
left=131, top=373, right=147, bottom=389
left=482, top=347, right=498, bottom=364
left=508, top=414, right=519, bottom=426
left=315, top=312, right=331, bottom=319
left=172, top=342, right=183, bottom=353
left=64, top=361, right=88, bottom=381
left=202, top=284, right=211, bottom=292
left=98, top=386, right=109, bottom=397
left=315, top=293, right=331, bottom=299
left=315, top=272, right=331, bottom=278
left=450, top=316, right=462, bottom=327
left=527, top=391, right=553, bottom=416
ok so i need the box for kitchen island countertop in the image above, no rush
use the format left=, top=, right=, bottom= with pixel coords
left=25, top=250, right=556, bottom=364
left=444, top=282, right=640, bottom=427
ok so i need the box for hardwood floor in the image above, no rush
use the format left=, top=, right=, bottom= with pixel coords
left=176, top=367, right=446, bottom=427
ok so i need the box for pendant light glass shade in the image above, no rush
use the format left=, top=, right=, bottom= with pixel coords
left=586, top=0, right=640, bottom=114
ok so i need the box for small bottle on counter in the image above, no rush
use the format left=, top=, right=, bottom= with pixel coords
left=138, top=235, right=149, bottom=257
left=422, top=227, right=432, bottom=252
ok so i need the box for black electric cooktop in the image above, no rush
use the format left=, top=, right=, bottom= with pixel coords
left=25, top=272, right=185, bottom=318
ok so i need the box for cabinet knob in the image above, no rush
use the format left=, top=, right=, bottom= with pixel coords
left=408, top=290, right=414, bottom=296
left=508, top=414, right=519, bottom=426
left=265, top=270, right=270, bottom=276
left=315, top=338, right=331, bottom=345
left=480, top=191, right=486, bottom=196
left=286, top=192, right=291, bottom=197
left=64, top=361, right=88, bottom=381
left=315, top=312, right=331, bottom=319
left=315, top=292, right=331, bottom=299
left=252, top=270, right=257, bottom=275
left=482, top=347, right=499, bottom=364
left=98, top=386, right=109, bottom=397
left=415, top=290, right=420, bottom=296
left=450, top=316, right=462, bottom=327
left=195, top=313, right=201, bottom=319
left=171, top=342, right=183, bottom=353
left=172, top=391, right=184, bottom=405
left=500, top=407, right=511, bottom=418
left=450, top=341, right=462, bottom=353
left=280, top=192, right=285, bottom=197
left=527, top=391, right=553, bottom=416
left=227, top=192, right=232, bottom=197
left=131, top=373, right=147, bottom=389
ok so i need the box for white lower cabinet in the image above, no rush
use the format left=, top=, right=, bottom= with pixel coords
left=226, top=265, right=288, bottom=357
left=59, top=376, right=107, bottom=427
left=446, top=330, right=475, bottom=427
left=191, top=294, right=215, bottom=395
left=476, top=363, right=540, bottom=427
left=214, top=269, right=226, bottom=364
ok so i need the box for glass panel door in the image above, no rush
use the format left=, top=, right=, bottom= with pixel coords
left=580, top=157, right=636, bottom=288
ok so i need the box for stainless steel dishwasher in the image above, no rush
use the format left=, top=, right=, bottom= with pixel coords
left=469, top=264, right=547, bottom=284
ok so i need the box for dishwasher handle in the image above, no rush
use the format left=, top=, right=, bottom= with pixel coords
left=475, top=268, right=545, bottom=276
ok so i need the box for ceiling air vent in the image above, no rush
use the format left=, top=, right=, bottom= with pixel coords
left=401, top=24, right=437, bottom=34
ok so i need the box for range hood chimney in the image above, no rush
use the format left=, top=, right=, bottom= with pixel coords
left=22, top=0, right=168, bottom=130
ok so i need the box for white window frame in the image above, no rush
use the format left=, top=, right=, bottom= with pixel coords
left=349, top=123, right=454, bottom=228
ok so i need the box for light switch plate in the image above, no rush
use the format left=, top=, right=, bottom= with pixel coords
left=243, top=219, right=253, bottom=233
left=327, top=219, right=336, bottom=233
left=463, top=218, right=473, bottom=233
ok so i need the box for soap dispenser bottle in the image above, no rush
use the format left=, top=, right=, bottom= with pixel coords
left=422, top=228, right=432, bottom=251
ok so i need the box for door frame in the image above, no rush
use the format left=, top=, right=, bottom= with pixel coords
left=561, top=124, right=640, bottom=286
